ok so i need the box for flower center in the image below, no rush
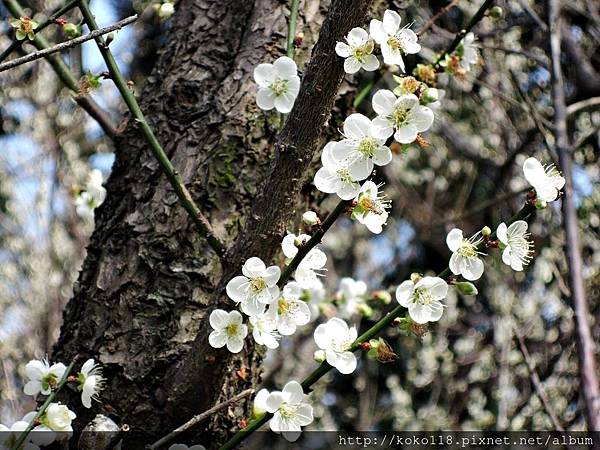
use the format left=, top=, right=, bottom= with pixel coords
left=331, top=337, right=352, bottom=353
left=358, top=137, right=378, bottom=158
left=270, top=79, right=288, bottom=96
left=387, top=36, right=402, bottom=51
left=226, top=323, right=239, bottom=337
left=352, top=40, right=373, bottom=62
left=21, top=18, right=34, bottom=33
left=249, top=277, right=266, bottom=293
left=392, top=107, right=409, bottom=127
left=337, top=168, right=352, bottom=183
left=358, top=196, right=383, bottom=214
left=413, top=287, right=433, bottom=305
left=279, top=403, right=298, bottom=419
left=458, top=240, right=478, bottom=258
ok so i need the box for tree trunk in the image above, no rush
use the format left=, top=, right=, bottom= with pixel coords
left=52, top=0, right=370, bottom=447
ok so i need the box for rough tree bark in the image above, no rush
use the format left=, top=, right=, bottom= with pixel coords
left=52, top=0, right=371, bottom=447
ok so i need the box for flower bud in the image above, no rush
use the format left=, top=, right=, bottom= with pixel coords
left=63, top=23, right=80, bottom=38
left=313, top=349, right=326, bottom=363
left=358, top=303, right=373, bottom=318
left=410, top=272, right=422, bottom=283
left=372, top=290, right=391, bottom=304
left=454, top=281, right=478, bottom=296
left=158, top=1, right=175, bottom=19
left=490, top=6, right=503, bottom=19
left=481, top=226, right=491, bottom=236
left=302, top=210, right=319, bottom=226
left=421, top=87, right=439, bottom=104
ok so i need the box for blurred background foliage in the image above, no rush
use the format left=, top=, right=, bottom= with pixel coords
left=0, top=0, right=599, bottom=435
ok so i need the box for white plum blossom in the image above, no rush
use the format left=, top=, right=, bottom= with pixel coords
left=395, top=276, right=448, bottom=324
left=75, top=169, right=106, bottom=221
left=351, top=181, right=390, bottom=234
left=272, top=282, right=311, bottom=335
left=23, top=359, right=67, bottom=396
left=45, top=403, right=76, bottom=434
left=369, top=10, right=420, bottom=71
left=313, top=317, right=357, bottom=374
left=523, top=157, right=565, bottom=204
left=208, top=309, right=248, bottom=353
left=336, top=277, right=367, bottom=318
left=314, top=142, right=361, bottom=200
left=167, top=445, right=206, bottom=450
left=226, top=257, right=280, bottom=316
left=458, top=32, right=479, bottom=71
left=281, top=233, right=310, bottom=259
left=335, top=27, right=379, bottom=74
left=302, top=279, right=326, bottom=320
left=253, top=388, right=270, bottom=416
left=253, top=56, right=300, bottom=113
left=446, top=228, right=485, bottom=281
left=294, top=248, right=327, bottom=288
left=330, top=113, right=392, bottom=180
left=371, top=90, right=434, bottom=144
left=78, top=359, right=105, bottom=408
left=249, top=312, right=280, bottom=349
left=265, top=381, right=313, bottom=442
left=496, top=220, right=534, bottom=271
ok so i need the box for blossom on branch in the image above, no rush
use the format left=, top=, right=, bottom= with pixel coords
left=314, top=142, right=361, bottom=200
left=23, top=359, right=66, bottom=396
left=253, top=56, right=300, bottom=113
left=294, top=248, right=327, bottom=289
left=250, top=312, right=280, bottom=349
left=226, top=257, right=280, bottom=316
left=330, top=113, right=392, bottom=181
left=77, top=359, right=105, bottom=408
left=281, top=233, right=310, bottom=259
left=395, top=276, right=448, bottom=324
left=369, top=10, right=420, bottom=71
left=352, top=181, right=391, bottom=234
left=496, top=220, right=534, bottom=271
left=272, top=282, right=311, bottom=335
left=265, top=381, right=313, bottom=442
left=371, top=90, right=434, bottom=144
left=208, top=309, right=248, bottom=353
left=447, top=228, right=486, bottom=281
left=313, top=317, right=357, bottom=374
left=335, top=27, right=379, bottom=74
left=523, top=157, right=565, bottom=205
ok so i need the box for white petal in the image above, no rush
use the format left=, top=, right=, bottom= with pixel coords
left=337, top=180, right=361, bottom=200
left=282, top=380, right=304, bottom=404
left=449, top=252, right=462, bottom=275
left=264, top=266, right=281, bottom=286
left=241, top=297, right=266, bottom=316
left=409, top=303, right=433, bottom=324
left=371, top=117, right=394, bottom=139
left=226, top=337, right=244, bottom=353
left=331, top=140, right=354, bottom=163
left=383, top=10, right=402, bottom=35
left=287, top=76, right=300, bottom=96
left=253, top=63, right=276, bottom=87
left=462, top=257, right=484, bottom=281
left=508, top=220, right=528, bottom=237
left=446, top=228, right=464, bottom=252
left=314, top=167, right=339, bottom=194
left=333, top=351, right=357, bottom=374
left=208, top=330, right=227, bottom=348
left=394, top=124, right=418, bottom=144
left=24, top=380, right=42, bottom=396
left=398, top=29, right=421, bottom=54
left=25, top=360, right=46, bottom=381
left=273, top=56, right=297, bottom=78
left=256, top=89, right=275, bottom=110
left=373, top=145, right=392, bottom=166
left=523, top=157, right=546, bottom=188
left=361, top=54, right=380, bottom=71
left=502, top=247, right=513, bottom=267
left=496, top=222, right=508, bottom=245
left=347, top=27, right=369, bottom=46
left=313, top=323, right=331, bottom=349
left=344, top=57, right=361, bottom=74
left=283, top=281, right=302, bottom=299
left=381, top=44, right=405, bottom=69
left=242, top=257, right=266, bottom=278
left=372, top=89, right=396, bottom=116
left=274, top=92, right=296, bottom=113
left=418, top=276, right=448, bottom=300
left=295, top=404, right=314, bottom=426
left=209, top=309, right=229, bottom=330
left=265, top=392, right=285, bottom=413
left=348, top=157, right=373, bottom=180
left=335, top=41, right=352, bottom=58
left=343, top=113, right=371, bottom=140
left=282, top=234, right=299, bottom=258
left=225, top=276, right=248, bottom=303
left=395, top=280, right=415, bottom=307
left=411, top=105, right=434, bottom=132
left=368, top=19, right=387, bottom=44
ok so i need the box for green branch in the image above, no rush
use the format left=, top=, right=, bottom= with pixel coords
left=12, top=361, right=75, bottom=450
left=219, top=201, right=536, bottom=450
left=286, top=0, right=301, bottom=58
left=78, top=0, right=226, bottom=258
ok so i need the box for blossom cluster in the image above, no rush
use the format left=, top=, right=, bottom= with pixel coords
left=74, top=169, right=107, bottom=222
left=0, top=358, right=105, bottom=449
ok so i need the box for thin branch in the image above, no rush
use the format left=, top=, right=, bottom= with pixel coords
left=148, top=388, right=254, bottom=450
left=219, top=203, right=536, bottom=450
left=2, top=0, right=117, bottom=138
left=0, top=15, right=137, bottom=73
left=417, top=0, right=461, bottom=36
left=0, top=0, right=80, bottom=63
left=571, top=124, right=600, bottom=152
left=286, top=0, right=301, bottom=58
left=433, top=0, right=495, bottom=67
left=567, top=96, right=600, bottom=117
left=79, top=0, right=226, bottom=258
left=13, top=361, right=76, bottom=450
left=548, top=0, right=600, bottom=433
left=514, top=328, right=564, bottom=431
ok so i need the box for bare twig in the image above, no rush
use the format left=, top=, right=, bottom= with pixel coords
left=567, top=96, right=600, bottom=117
left=79, top=0, right=226, bottom=257
left=417, top=0, right=461, bottom=36
left=0, top=15, right=137, bottom=73
left=514, top=328, right=564, bottom=431
left=548, top=0, right=600, bottom=433
left=148, top=388, right=254, bottom=450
